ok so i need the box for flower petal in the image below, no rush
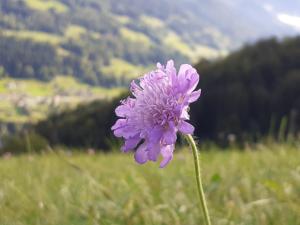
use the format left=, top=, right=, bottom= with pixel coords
left=147, top=143, right=161, bottom=161
left=178, top=121, right=194, bottom=134
left=134, top=142, right=148, bottom=164
left=130, top=81, right=142, bottom=97
left=115, top=98, right=135, bottom=117
left=112, top=119, right=138, bottom=139
left=157, top=62, right=163, bottom=69
left=160, top=144, right=174, bottom=168
left=162, top=124, right=177, bottom=145
left=165, top=60, right=177, bottom=85
left=188, top=89, right=201, bottom=103
left=112, top=60, right=201, bottom=167
left=111, top=119, right=125, bottom=130
left=115, top=105, right=128, bottom=117
left=111, top=119, right=127, bottom=137
left=121, top=135, right=141, bottom=152
left=180, top=106, right=190, bottom=120
left=178, top=64, right=199, bottom=94
left=149, top=126, right=163, bottom=143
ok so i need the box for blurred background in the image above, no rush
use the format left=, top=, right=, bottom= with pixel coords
left=0, top=0, right=299, bottom=224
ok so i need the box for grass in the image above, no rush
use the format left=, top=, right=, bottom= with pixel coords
left=0, top=77, right=124, bottom=97
left=141, top=15, right=164, bottom=28
left=101, top=58, right=147, bottom=79
left=0, top=101, right=28, bottom=123
left=2, top=29, right=63, bottom=45
left=25, top=0, right=68, bottom=13
left=120, top=27, right=152, bottom=47
left=163, top=31, right=192, bottom=57
left=163, top=31, right=222, bottom=61
left=115, top=15, right=131, bottom=25
left=0, top=77, right=125, bottom=123
left=192, top=45, right=227, bottom=62
left=0, top=144, right=299, bottom=224
left=64, top=25, right=87, bottom=40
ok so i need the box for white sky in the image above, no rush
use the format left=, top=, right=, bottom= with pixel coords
left=277, top=13, right=300, bottom=31
left=262, top=3, right=300, bottom=31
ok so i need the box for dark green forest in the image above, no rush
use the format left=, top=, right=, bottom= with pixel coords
left=192, top=37, right=300, bottom=141
left=26, top=37, right=300, bottom=150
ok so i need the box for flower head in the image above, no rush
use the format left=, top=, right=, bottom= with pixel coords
left=111, top=60, right=201, bottom=167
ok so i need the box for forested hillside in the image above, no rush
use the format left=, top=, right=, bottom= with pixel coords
left=0, top=0, right=299, bottom=86
left=192, top=37, right=300, bottom=141
left=32, top=37, right=300, bottom=150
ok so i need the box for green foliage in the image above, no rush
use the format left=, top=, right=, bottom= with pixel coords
left=34, top=92, right=129, bottom=150
left=1, top=131, right=48, bottom=154
left=0, top=37, right=58, bottom=80
left=192, top=37, right=300, bottom=143
left=0, top=145, right=299, bottom=224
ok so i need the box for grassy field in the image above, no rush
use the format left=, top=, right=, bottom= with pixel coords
left=24, top=0, right=69, bottom=13
left=101, top=58, right=148, bottom=80
left=0, top=144, right=299, bottom=225
left=0, top=77, right=125, bottom=123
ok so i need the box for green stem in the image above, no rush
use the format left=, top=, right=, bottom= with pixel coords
left=185, top=134, right=211, bottom=225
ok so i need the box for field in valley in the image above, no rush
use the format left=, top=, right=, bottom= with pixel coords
left=0, top=143, right=299, bottom=225
left=0, top=77, right=124, bottom=123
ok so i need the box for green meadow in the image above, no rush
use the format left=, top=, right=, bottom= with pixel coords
left=0, top=77, right=124, bottom=123
left=0, top=143, right=299, bottom=225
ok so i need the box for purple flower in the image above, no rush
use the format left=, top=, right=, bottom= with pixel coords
left=111, top=60, right=201, bottom=167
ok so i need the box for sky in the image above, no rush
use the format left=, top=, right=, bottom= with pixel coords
left=262, top=2, right=300, bottom=31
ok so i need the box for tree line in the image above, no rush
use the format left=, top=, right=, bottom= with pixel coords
left=1, top=36, right=299, bottom=153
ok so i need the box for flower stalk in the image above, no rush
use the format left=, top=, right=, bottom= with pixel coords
left=186, top=134, right=211, bottom=225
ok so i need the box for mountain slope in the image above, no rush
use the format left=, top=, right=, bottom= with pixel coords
left=0, top=0, right=299, bottom=86
left=33, top=37, right=300, bottom=148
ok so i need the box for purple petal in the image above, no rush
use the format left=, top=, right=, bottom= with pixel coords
left=121, top=135, right=141, bottom=152
left=166, top=60, right=174, bottom=70
left=115, top=105, right=129, bottom=117
left=165, top=60, right=177, bottom=85
left=111, top=119, right=125, bottom=130
left=112, top=60, right=201, bottom=167
left=147, top=143, right=161, bottom=161
left=149, top=126, right=163, bottom=143
left=115, top=98, right=135, bottom=117
left=178, top=121, right=194, bottom=134
left=160, top=144, right=174, bottom=168
left=146, top=126, right=164, bottom=161
left=130, top=81, right=142, bottom=97
left=177, top=64, right=199, bottom=94
left=111, top=119, right=127, bottom=137
left=180, top=106, right=190, bottom=120
left=162, top=123, right=177, bottom=145
left=112, top=119, right=138, bottom=139
left=156, top=62, right=163, bottom=69
left=188, top=89, right=201, bottom=103
left=134, top=142, right=148, bottom=164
